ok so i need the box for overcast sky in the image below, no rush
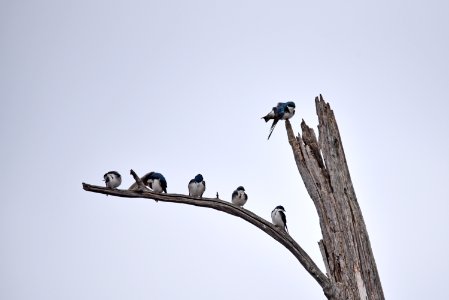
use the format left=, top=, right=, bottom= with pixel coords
left=1, top=0, right=449, bottom=299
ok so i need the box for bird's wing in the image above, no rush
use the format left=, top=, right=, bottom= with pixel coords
left=232, top=190, right=238, bottom=199
left=262, top=106, right=278, bottom=122
left=157, top=173, right=166, bottom=182
left=151, top=173, right=167, bottom=190
left=161, top=178, right=168, bottom=193
left=280, top=211, right=287, bottom=231
left=280, top=211, right=287, bottom=225
left=188, top=181, right=192, bottom=196
left=278, top=105, right=287, bottom=118
left=203, top=181, right=206, bottom=190
left=187, top=180, right=194, bottom=196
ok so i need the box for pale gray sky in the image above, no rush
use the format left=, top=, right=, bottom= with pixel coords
left=1, top=0, right=449, bottom=299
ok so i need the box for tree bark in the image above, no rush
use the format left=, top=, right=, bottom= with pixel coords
left=285, top=95, right=384, bottom=299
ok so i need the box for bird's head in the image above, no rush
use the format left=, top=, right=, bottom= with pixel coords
left=237, top=186, right=245, bottom=191
left=104, top=171, right=120, bottom=181
left=286, top=101, right=295, bottom=108
left=145, top=172, right=156, bottom=184
left=110, top=171, right=121, bottom=178
left=275, top=205, right=285, bottom=211
left=194, top=174, right=203, bottom=182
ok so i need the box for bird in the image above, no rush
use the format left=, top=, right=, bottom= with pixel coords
left=140, top=171, right=167, bottom=193
left=103, top=171, right=122, bottom=189
left=232, top=186, right=248, bottom=207
left=271, top=205, right=288, bottom=232
left=188, top=174, right=206, bottom=198
left=262, top=101, right=296, bottom=139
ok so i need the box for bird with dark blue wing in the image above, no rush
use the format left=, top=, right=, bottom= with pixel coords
left=103, top=171, right=122, bottom=189
left=262, top=101, right=296, bottom=139
left=271, top=205, right=288, bottom=232
left=188, top=174, right=206, bottom=198
left=231, top=186, right=248, bottom=207
left=140, top=171, right=167, bottom=193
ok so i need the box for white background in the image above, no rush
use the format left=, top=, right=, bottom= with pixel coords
left=2, top=1, right=449, bottom=299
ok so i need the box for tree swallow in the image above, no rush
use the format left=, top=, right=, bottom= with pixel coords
left=232, top=186, right=248, bottom=207
left=262, top=101, right=296, bottom=139
left=271, top=205, right=288, bottom=232
left=188, top=174, right=206, bottom=198
left=141, top=171, right=167, bottom=193
left=103, top=171, right=122, bottom=189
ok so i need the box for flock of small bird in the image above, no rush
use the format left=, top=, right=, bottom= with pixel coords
left=102, top=101, right=296, bottom=233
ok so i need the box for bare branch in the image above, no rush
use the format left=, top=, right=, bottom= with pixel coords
left=128, top=170, right=155, bottom=192
left=82, top=177, right=330, bottom=291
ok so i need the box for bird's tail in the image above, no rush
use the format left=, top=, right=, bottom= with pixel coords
left=262, top=115, right=271, bottom=122
left=267, top=119, right=279, bottom=140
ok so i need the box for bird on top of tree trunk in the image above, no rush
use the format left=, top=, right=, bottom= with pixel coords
left=262, top=101, right=296, bottom=139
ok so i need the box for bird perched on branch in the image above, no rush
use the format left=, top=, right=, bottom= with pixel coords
left=232, top=186, right=248, bottom=207
left=103, top=171, right=122, bottom=189
left=141, top=171, right=167, bottom=193
left=271, top=205, right=288, bottom=232
left=188, top=174, right=206, bottom=198
left=262, top=101, right=296, bottom=139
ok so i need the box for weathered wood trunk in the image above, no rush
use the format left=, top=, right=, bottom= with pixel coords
left=285, top=96, right=384, bottom=300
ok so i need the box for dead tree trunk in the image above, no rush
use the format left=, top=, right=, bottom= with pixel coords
left=82, top=95, right=384, bottom=299
left=286, top=95, right=384, bottom=300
